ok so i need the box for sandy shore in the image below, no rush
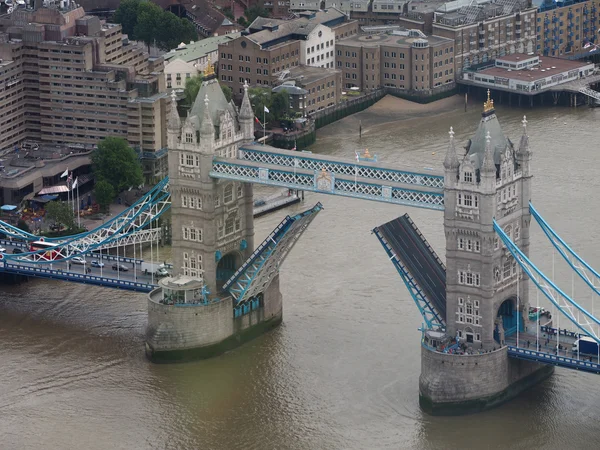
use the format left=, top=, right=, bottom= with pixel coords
left=328, top=94, right=465, bottom=135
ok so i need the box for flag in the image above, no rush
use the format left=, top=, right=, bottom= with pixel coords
left=291, top=145, right=296, bottom=151
left=584, top=42, right=592, bottom=49
left=264, top=105, right=269, bottom=113
left=255, top=117, right=260, bottom=124
left=72, top=177, right=78, bottom=190
left=355, top=151, right=360, bottom=162
left=66, top=173, right=73, bottom=188
left=60, top=168, right=69, bottom=178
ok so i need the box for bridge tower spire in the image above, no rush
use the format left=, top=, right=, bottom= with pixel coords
left=420, top=94, right=552, bottom=415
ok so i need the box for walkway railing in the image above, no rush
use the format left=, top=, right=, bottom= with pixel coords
left=508, top=345, right=600, bottom=375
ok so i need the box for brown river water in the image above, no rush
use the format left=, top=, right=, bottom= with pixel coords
left=1, top=96, right=599, bottom=449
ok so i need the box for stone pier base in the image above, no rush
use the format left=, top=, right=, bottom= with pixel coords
left=419, top=345, right=554, bottom=415
left=145, top=275, right=283, bottom=363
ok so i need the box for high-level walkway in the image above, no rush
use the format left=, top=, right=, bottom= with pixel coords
left=373, top=214, right=446, bottom=329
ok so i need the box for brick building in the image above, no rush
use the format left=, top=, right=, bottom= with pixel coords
left=336, top=29, right=455, bottom=93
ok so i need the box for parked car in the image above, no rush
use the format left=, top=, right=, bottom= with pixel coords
left=12, top=248, right=23, bottom=254
left=155, top=267, right=170, bottom=277
left=91, top=260, right=105, bottom=268
left=71, top=256, right=86, bottom=265
left=0, top=246, right=6, bottom=253
left=112, top=263, right=128, bottom=272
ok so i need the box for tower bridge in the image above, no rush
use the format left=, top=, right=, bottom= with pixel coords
left=1, top=84, right=600, bottom=414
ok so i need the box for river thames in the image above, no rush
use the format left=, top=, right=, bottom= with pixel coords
left=1, top=96, right=599, bottom=449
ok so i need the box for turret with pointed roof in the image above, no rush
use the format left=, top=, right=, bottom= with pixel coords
left=167, top=91, right=181, bottom=149
left=239, top=81, right=255, bottom=142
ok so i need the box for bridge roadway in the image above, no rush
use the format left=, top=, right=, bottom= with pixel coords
left=377, top=214, right=447, bottom=320
left=504, top=324, right=600, bottom=375
left=0, top=242, right=161, bottom=293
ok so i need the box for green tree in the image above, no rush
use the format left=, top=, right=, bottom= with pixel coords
left=94, top=180, right=115, bottom=213
left=113, top=0, right=198, bottom=51
left=220, top=83, right=232, bottom=103
left=184, top=73, right=204, bottom=106
left=113, top=0, right=140, bottom=37
left=92, top=137, right=143, bottom=194
left=17, top=218, right=30, bottom=233
left=45, top=201, right=75, bottom=230
left=249, top=87, right=273, bottom=123
left=271, top=91, right=290, bottom=121
left=244, top=5, right=269, bottom=24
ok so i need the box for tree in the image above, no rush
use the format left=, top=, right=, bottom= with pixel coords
left=16, top=219, right=30, bottom=233
left=45, top=201, right=75, bottom=230
left=249, top=87, right=273, bottom=123
left=244, top=5, right=269, bottom=24
left=92, top=137, right=143, bottom=194
left=113, top=0, right=140, bottom=37
left=271, top=91, right=290, bottom=121
left=184, top=74, right=204, bottom=106
left=220, top=83, right=232, bottom=103
left=94, top=180, right=115, bottom=213
left=113, top=0, right=198, bottom=51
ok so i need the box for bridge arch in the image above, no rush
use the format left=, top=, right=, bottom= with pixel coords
left=495, top=296, right=523, bottom=344
left=216, top=250, right=244, bottom=292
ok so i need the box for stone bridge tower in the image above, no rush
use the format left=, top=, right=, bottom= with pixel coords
left=145, top=81, right=284, bottom=362
left=419, top=93, right=552, bottom=415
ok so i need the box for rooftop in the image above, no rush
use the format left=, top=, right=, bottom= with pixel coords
left=164, top=34, right=241, bottom=63
left=248, top=8, right=346, bottom=32
left=287, top=65, right=340, bottom=85
left=476, top=56, right=592, bottom=84
left=338, top=30, right=452, bottom=48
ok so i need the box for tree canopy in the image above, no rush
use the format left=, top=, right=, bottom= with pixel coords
left=94, top=180, right=115, bottom=213
left=114, top=0, right=197, bottom=51
left=248, top=88, right=290, bottom=123
left=45, top=201, right=75, bottom=230
left=92, top=137, right=144, bottom=194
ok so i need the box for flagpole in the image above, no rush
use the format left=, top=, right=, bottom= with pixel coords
left=263, top=107, right=266, bottom=145
left=76, top=181, right=80, bottom=229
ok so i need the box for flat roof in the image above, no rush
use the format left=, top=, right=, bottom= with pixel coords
left=477, top=56, right=592, bottom=83
left=164, top=34, right=241, bottom=63
left=288, top=65, right=340, bottom=85
left=496, top=53, right=538, bottom=62
left=338, top=32, right=452, bottom=48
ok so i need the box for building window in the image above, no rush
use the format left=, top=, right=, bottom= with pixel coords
left=225, top=217, right=235, bottom=235
left=458, top=270, right=481, bottom=286
left=224, top=184, right=234, bottom=203
left=463, top=171, right=473, bottom=183
left=237, top=184, right=243, bottom=198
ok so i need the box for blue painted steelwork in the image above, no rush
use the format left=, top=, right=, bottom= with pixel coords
left=530, top=202, right=600, bottom=299
left=508, top=346, right=600, bottom=375
left=224, top=203, right=323, bottom=305
left=210, top=161, right=444, bottom=211
left=238, top=145, right=444, bottom=188
left=372, top=221, right=446, bottom=330
left=0, top=262, right=155, bottom=293
left=233, top=297, right=262, bottom=318
left=494, top=221, right=600, bottom=345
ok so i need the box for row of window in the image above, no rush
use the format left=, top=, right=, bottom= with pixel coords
left=458, top=270, right=481, bottom=286
left=182, top=253, right=202, bottom=278
left=307, top=40, right=334, bottom=54
left=458, top=237, right=481, bottom=253
left=182, top=226, right=203, bottom=242
left=221, top=50, right=299, bottom=63
left=181, top=194, right=202, bottom=210
left=457, top=193, right=479, bottom=208
left=218, top=216, right=241, bottom=239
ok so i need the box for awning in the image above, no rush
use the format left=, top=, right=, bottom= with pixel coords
left=0, top=205, right=17, bottom=211
left=38, top=185, right=69, bottom=195
left=31, top=195, right=58, bottom=203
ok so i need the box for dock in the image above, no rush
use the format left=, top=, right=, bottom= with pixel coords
left=253, top=189, right=303, bottom=217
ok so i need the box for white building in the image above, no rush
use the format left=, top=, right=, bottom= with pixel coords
left=301, top=23, right=336, bottom=69
left=164, top=34, right=241, bottom=90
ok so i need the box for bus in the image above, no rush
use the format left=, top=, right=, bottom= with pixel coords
left=29, top=240, right=61, bottom=260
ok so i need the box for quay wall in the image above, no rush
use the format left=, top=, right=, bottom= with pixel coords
left=419, top=345, right=553, bottom=415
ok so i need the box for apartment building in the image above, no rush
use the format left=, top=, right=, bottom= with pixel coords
left=536, top=0, right=600, bottom=58
left=0, top=6, right=170, bottom=181
left=220, top=9, right=356, bottom=99
left=336, top=29, right=454, bottom=93
left=432, top=0, right=536, bottom=75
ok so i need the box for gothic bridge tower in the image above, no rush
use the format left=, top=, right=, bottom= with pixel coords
left=145, top=81, right=284, bottom=362
left=419, top=92, right=553, bottom=415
